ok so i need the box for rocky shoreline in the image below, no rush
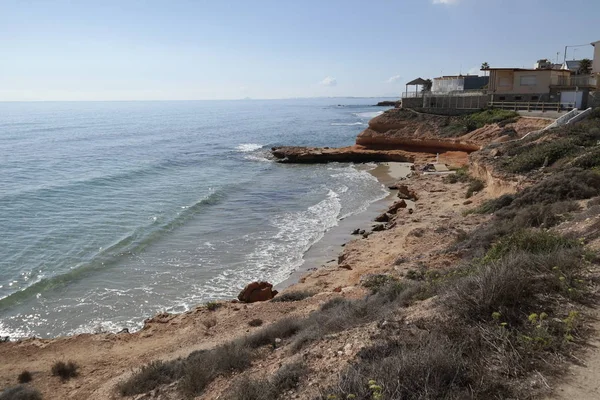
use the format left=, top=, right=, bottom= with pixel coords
left=0, top=108, right=579, bottom=400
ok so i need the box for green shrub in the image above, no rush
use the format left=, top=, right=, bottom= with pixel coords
left=118, top=360, right=182, bottom=396
left=484, top=230, right=578, bottom=262
left=442, top=167, right=469, bottom=184
left=466, top=179, right=485, bottom=198
left=0, top=385, right=42, bottom=400
left=474, top=194, right=515, bottom=214
left=244, top=318, right=303, bottom=348
left=228, top=362, right=308, bottom=400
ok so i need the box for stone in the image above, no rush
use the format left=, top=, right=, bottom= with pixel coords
left=359, top=229, right=366, bottom=235
left=351, top=228, right=360, bottom=235
left=463, top=200, right=473, bottom=205
left=396, top=184, right=418, bottom=201
left=237, top=281, right=278, bottom=303
left=117, top=328, right=129, bottom=334
left=489, top=148, right=502, bottom=157
left=374, top=212, right=390, bottom=222
left=372, top=224, right=385, bottom=232
left=339, top=264, right=352, bottom=270
left=388, top=199, right=407, bottom=214
left=333, top=286, right=342, bottom=292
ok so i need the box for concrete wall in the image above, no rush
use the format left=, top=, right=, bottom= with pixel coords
left=401, top=97, right=423, bottom=109
left=593, top=41, right=600, bottom=74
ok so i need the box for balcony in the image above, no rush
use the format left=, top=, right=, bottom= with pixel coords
left=550, top=75, right=597, bottom=88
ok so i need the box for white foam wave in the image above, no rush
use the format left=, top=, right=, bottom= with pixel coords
left=200, top=189, right=343, bottom=296
left=331, top=122, right=363, bottom=126
left=354, top=111, right=383, bottom=119
left=244, top=154, right=274, bottom=163
left=236, top=143, right=263, bottom=152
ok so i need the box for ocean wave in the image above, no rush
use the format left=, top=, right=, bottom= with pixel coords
left=236, top=143, right=263, bottom=152
left=0, top=189, right=229, bottom=311
left=197, top=189, right=343, bottom=299
left=354, top=111, right=383, bottom=119
left=330, top=122, right=363, bottom=126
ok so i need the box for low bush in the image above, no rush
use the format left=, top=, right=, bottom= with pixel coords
left=320, top=334, right=473, bottom=400
left=245, top=318, right=303, bottom=349
left=0, top=385, right=42, bottom=400
left=51, top=361, right=78, bottom=380
left=512, top=169, right=600, bottom=207
left=247, top=318, right=263, bottom=327
left=484, top=229, right=577, bottom=262
left=118, top=361, right=182, bottom=396
left=466, top=179, right=485, bottom=198
left=271, top=291, right=314, bottom=303
left=179, top=341, right=252, bottom=396
left=442, top=167, right=469, bottom=184
left=474, top=194, right=515, bottom=214
left=229, top=362, right=308, bottom=400
left=205, top=301, right=221, bottom=311
left=17, top=371, right=32, bottom=384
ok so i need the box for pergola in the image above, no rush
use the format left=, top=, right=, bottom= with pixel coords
left=405, top=77, right=429, bottom=97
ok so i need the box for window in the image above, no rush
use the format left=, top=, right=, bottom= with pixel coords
left=499, top=96, right=506, bottom=101
left=515, top=96, right=522, bottom=100
left=520, top=76, right=537, bottom=86
left=499, top=77, right=512, bottom=87
left=531, top=96, right=539, bottom=101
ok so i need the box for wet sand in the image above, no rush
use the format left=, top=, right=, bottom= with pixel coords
left=277, top=162, right=413, bottom=289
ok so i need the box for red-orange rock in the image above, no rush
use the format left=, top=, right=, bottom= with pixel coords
left=237, top=282, right=278, bottom=303
left=388, top=199, right=407, bottom=214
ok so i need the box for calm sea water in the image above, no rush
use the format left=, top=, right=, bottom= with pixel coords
left=0, top=99, right=390, bottom=338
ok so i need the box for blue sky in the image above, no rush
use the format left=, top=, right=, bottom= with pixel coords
left=1, top=0, right=598, bottom=101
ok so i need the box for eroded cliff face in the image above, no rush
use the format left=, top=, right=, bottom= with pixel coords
left=356, top=109, right=481, bottom=153
left=356, top=109, right=550, bottom=154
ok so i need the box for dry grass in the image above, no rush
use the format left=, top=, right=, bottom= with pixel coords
left=271, top=291, right=314, bottom=302
left=229, top=362, right=308, bottom=400
left=17, top=371, right=32, bottom=384
left=51, top=361, right=78, bottom=381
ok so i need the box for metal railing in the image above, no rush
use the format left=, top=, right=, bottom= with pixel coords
left=401, top=91, right=426, bottom=98
left=429, top=89, right=488, bottom=97
left=550, top=75, right=597, bottom=87
left=488, top=101, right=575, bottom=112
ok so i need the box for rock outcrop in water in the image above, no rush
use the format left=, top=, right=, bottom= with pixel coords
left=271, top=146, right=415, bottom=164
left=271, top=108, right=551, bottom=165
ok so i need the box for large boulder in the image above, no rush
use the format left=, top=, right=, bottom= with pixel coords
left=238, top=282, right=278, bottom=303
left=395, top=184, right=418, bottom=201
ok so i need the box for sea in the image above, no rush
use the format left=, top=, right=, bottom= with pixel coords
left=0, top=98, right=393, bottom=338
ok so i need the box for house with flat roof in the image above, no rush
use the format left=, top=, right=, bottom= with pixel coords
left=486, top=67, right=596, bottom=109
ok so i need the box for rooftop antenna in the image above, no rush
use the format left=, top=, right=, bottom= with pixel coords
left=556, top=52, right=560, bottom=63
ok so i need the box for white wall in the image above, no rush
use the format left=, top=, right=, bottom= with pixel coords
left=593, top=41, right=600, bottom=74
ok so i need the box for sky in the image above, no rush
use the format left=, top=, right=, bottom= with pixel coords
left=0, top=0, right=598, bottom=101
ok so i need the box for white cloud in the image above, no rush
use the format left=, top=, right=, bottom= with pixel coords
left=433, top=0, right=459, bottom=4
left=387, top=75, right=402, bottom=83
left=319, top=76, right=337, bottom=87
